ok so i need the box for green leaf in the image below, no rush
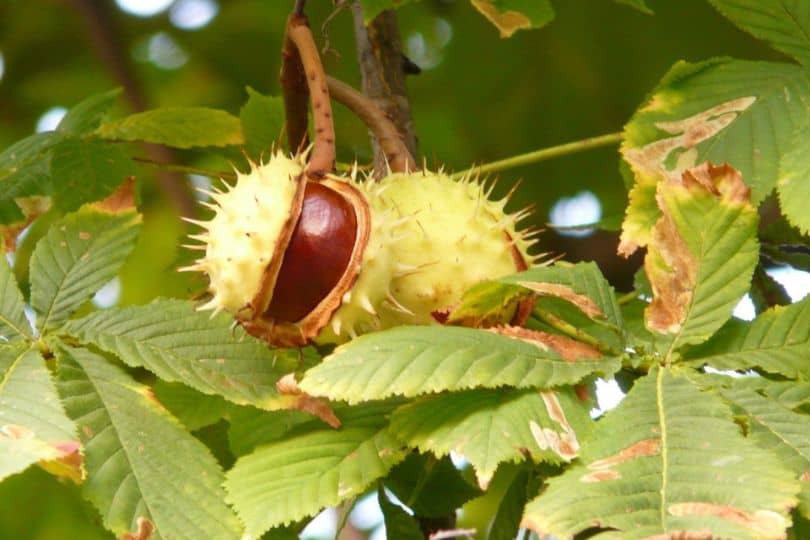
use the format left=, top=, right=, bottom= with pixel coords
left=390, top=388, right=591, bottom=489
left=240, top=87, right=284, bottom=160
left=29, top=205, right=141, bottom=331
left=500, top=262, right=623, bottom=327
left=0, top=132, right=62, bottom=214
left=489, top=467, right=539, bottom=540
left=227, top=407, right=313, bottom=457
left=0, top=257, right=32, bottom=342
left=299, top=326, right=618, bottom=404
left=224, top=403, right=406, bottom=536
left=55, top=344, right=242, bottom=540
left=685, top=296, right=810, bottom=378
left=620, top=59, right=810, bottom=253
left=378, top=484, right=423, bottom=540
left=57, top=89, right=122, bottom=135
left=643, top=165, right=759, bottom=352
left=614, top=0, right=653, bottom=14
left=720, top=385, right=810, bottom=518
left=709, top=1, right=810, bottom=66
left=522, top=367, right=798, bottom=540
left=385, top=454, right=482, bottom=518
left=152, top=381, right=228, bottom=431
left=97, top=108, right=244, bottom=148
left=778, top=119, right=810, bottom=234
left=49, top=138, right=137, bottom=212
left=446, top=280, right=530, bottom=328
left=62, top=299, right=301, bottom=408
left=470, top=0, right=555, bottom=38
left=359, top=0, right=417, bottom=23
left=0, top=346, right=78, bottom=481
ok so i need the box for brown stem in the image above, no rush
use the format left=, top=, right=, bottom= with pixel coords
left=326, top=76, right=416, bottom=173
left=351, top=3, right=418, bottom=178
left=281, top=16, right=310, bottom=154
left=287, top=15, right=336, bottom=178
left=60, top=0, right=198, bottom=218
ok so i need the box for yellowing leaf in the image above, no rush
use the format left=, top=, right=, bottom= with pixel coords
left=470, top=0, right=554, bottom=38
left=643, top=162, right=758, bottom=350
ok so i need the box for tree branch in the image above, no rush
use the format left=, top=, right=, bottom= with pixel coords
left=351, top=2, right=418, bottom=177
left=327, top=76, right=416, bottom=172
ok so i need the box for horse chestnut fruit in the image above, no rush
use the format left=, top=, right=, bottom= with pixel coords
left=184, top=153, right=539, bottom=346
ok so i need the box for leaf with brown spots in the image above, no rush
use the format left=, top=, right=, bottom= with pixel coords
left=643, top=162, right=758, bottom=351
left=620, top=58, right=810, bottom=255
left=470, top=0, right=554, bottom=38
left=300, top=325, right=619, bottom=404
left=275, top=373, right=340, bottom=428
left=0, top=346, right=79, bottom=482
left=718, top=385, right=810, bottom=519
left=389, top=387, right=591, bottom=489
left=488, top=326, right=602, bottom=362
left=120, top=518, right=155, bottom=540
left=499, top=262, right=623, bottom=327
left=91, top=176, right=137, bottom=214
left=29, top=202, right=141, bottom=331
left=522, top=367, right=798, bottom=540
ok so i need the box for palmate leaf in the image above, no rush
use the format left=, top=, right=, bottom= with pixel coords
left=29, top=203, right=141, bottom=331
left=62, top=299, right=301, bottom=409
left=97, top=108, right=243, bottom=148
left=224, top=402, right=406, bottom=537
left=55, top=344, right=241, bottom=540
left=0, top=257, right=32, bottom=342
left=522, top=367, right=798, bottom=540
left=709, top=1, right=810, bottom=67
left=643, top=164, right=759, bottom=352
left=620, top=59, right=810, bottom=254
left=719, top=385, right=810, bottom=519
left=778, top=119, right=810, bottom=234
left=684, top=296, right=810, bottom=378
left=0, top=345, right=79, bottom=481
left=390, top=388, right=591, bottom=489
left=299, top=325, right=618, bottom=404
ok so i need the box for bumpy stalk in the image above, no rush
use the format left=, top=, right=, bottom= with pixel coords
left=286, top=15, right=336, bottom=178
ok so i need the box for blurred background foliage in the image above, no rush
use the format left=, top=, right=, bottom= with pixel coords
left=0, top=0, right=787, bottom=538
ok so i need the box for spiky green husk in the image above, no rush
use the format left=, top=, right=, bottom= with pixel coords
left=314, top=177, right=400, bottom=344
left=187, top=152, right=304, bottom=315
left=186, top=159, right=538, bottom=346
left=371, top=170, right=537, bottom=328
